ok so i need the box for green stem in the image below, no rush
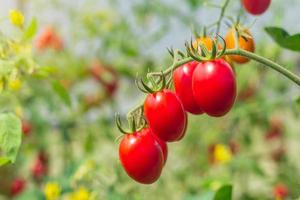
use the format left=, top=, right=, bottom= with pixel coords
left=216, top=0, right=231, bottom=34
left=225, top=49, right=300, bottom=85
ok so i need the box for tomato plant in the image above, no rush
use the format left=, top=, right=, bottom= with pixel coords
left=1, top=0, right=300, bottom=199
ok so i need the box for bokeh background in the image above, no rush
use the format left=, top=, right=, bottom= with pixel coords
left=0, top=0, right=299, bottom=199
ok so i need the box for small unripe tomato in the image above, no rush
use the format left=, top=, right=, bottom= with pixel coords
left=119, top=128, right=164, bottom=184
left=144, top=89, right=187, bottom=142
left=225, top=27, right=255, bottom=64
left=193, top=37, right=222, bottom=52
left=173, top=61, right=203, bottom=114
left=192, top=59, right=236, bottom=117
left=242, top=0, right=271, bottom=15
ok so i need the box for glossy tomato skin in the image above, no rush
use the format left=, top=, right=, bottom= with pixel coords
left=225, top=28, right=255, bottom=64
left=192, top=59, right=236, bottom=117
left=119, top=128, right=164, bottom=184
left=152, top=133, right=168, bottom=165
left=242, top=0, right=271, bottom=15
left=173, top=61, right=203, bottom=114
left=144, top=89, right=187, bottom=142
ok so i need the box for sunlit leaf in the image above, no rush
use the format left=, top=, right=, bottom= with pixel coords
left=52, top=81, right=72, bottom=107
left=23, top=17, right=38, bottom=41
left=0, top=113, right=22, bottom=167
left=213, top=185, right=232, bottom=200
left=265, top=27, right=300, bottom=51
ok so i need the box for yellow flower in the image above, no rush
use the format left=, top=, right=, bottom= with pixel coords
left=9, top=79, right=22, bottom=90
left=9, top=9, right=24, bottom=27
left=71, top=187, right=92, bottom=200
left=44, top=182, right=61, bottom=200
left=213, top=144, right=232, bottom=164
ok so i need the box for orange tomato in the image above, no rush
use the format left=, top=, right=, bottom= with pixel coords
left=193, top=37, right=234, bottom=68
left=192, top=37, right=222, bottom=51
left=225, top=28, right=255, bottom=64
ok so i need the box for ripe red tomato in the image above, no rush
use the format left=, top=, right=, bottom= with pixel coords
left=10, top=178, right=25, bottom=197
left=242, top=0, right=271, bottom=15
left=152, top=132, right=168, bottom=165
left=144, top=89, right=187, bottom=142
left=119, top=128, right=164, bottom=184
left=173, top=61, right=203, bottom=114
left=192, top=59, right=236, bottom=117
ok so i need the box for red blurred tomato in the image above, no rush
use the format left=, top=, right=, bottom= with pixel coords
left=35, top=26, right=63, bottom=51
left=273, top=184, right=288, bottom=199
left=10, top=178, right=26, bottom=197
left=144, top=89, right=187, bottom=142
left=31, top=152, right=48, bottom=181
left=21, top=119, right=31, bottom=136
left=173, top=61, right=203, bottom=114
left=192, top=59, right=236, bottom=117
left=89, top=61, right=119, bottom=97
left=242, top=0, right=271, bottom=15
left=119, top=128, right=164, bottom=184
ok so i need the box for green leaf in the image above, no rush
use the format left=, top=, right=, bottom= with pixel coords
left=213, top=185, right=232, bottom=200
left=23, top=17, right=38, bottom=41
left=52, top=80, right=72, bottom=107
left=265, top=27, right=300, bottom=51
left=0, top=113, right=22, bottom=167
left=296, top=96, right=300, bottom=105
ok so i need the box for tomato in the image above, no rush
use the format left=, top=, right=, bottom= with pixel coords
left=193, top=37, right=234, bottom=67
left=152, top=132, right=168, bottom=165
left=119, top=128, right=164, bottom=184
left=273, top=184, right=288, bottom=199
left=144, top=89, right=187, bottom=142
left=192, top=59, right=236, bottom=117
left=10, top=178, right=25, bottom=197
left=225, top=27, right=255, bottom=64
left=21, top=120, right=31, bottom=136
left=35, top=26, right=63, bottom=51
left=89, top=61, right=119, bottom=97
left=31, top=152, right=48, bottom=181
left=173, top=61, right=203, bottom=114
left=242, top=0, right=271, bottom=15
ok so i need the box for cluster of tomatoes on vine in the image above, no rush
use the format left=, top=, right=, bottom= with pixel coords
left=117, top=0, right=272, bottom=184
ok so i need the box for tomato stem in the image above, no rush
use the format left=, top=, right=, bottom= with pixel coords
left=224, top=49, right=300, bottom=85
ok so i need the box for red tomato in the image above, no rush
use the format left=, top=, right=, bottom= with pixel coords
left=35, top=26, right=63, bottom=51
left=119, top=128, right=164, bottom=184
left=31, top=152, right=48, bottom=180
left=242, top=0, right=271, bottom=15
left=21, top=120, right=31, bottom=136
left=10, top=178, right=25, bottom=197
left=144, top=89, right=187, bottom=142
left=152, top=132, right=168, bottom=165
left=89, top=61, right=119, bottom=97
left=273, top=184, right=288, bottom=199
left=173, top=61, right=203, bottom=114
left=192, top=59, right=236, bottom=117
